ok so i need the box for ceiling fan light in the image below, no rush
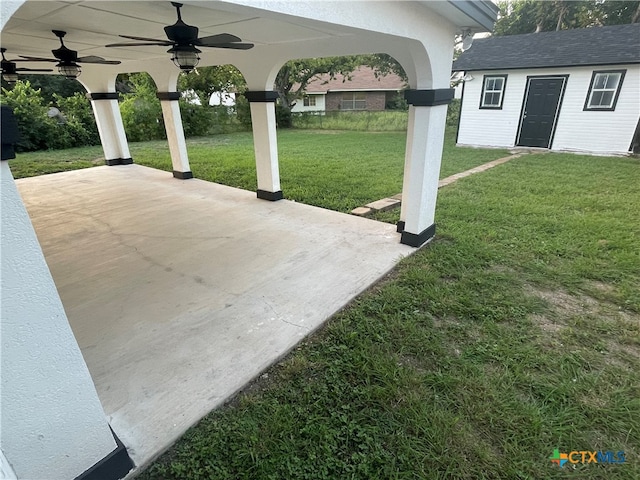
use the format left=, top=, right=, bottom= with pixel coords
left=58, top=63, right=81, bottom=79
left=170, top=48, right=200, bottom=72
left=2, top=72, right=19, bottom=84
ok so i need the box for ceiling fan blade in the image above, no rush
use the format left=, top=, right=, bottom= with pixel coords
left=16, top=68, right=54, bottom=72
left=78, top=55, right=106, bottom=62
left=201, top=42, right=254, bottom=50
left=105, top=41, right=171, bottom=47
left=16, top=56, right=58, bottom=62
left=117, top=35, right=173, bottom=45
left=86, top=60, right=122, bottom=65
left=195, top=33, right=242, bottom=46
left=78, top=56, right=121, bottom=64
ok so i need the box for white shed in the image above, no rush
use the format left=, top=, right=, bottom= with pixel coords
left=453, top=24, right=640, bottom=156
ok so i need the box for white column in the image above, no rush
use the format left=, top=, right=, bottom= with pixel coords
left=88, top=93, right=132, bottom=165
left=246, top=92, right=282, bottom=200
left=158, top=93, right=192, bottom=179
left=0, top=161, right=131, bottom=479
left=399, top=89, right=453, bottom=247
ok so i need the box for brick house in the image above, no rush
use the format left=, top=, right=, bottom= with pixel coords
left=291, top=66, right=407, bottom=114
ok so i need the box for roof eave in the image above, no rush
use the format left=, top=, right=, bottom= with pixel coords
left=448, top=0, right=498, bottom=31
left=453, top=60, right=640, bottom=72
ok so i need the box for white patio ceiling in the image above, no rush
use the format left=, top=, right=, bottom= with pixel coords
left=2, top=0, right=495, bottom=79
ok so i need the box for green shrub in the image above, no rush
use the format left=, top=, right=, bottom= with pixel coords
left=275, top=104, right=292, bottom=128
left=208, top=105, right=246, bottom=134
left=54, top=92, right=100, bottom=146
left=1, top=81, right=100, bottom=152
left=234, top=95, right=252, bottom=129
left=119, top=94, right=165, bottom=142
left=1, top=81, right=53, bottom=151
left=446, top=98, right=461, bottom=127
left=232, top=96, right=293, bottom=130
left=179, top=100, right=214, bottom=137
left=385, top=92, right=408, bottom=110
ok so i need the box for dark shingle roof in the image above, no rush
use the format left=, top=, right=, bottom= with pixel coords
left=453, top=23, right=640, bottom=71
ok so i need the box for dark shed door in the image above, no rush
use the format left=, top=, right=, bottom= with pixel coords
left=516, top=76, right=567, bottom=148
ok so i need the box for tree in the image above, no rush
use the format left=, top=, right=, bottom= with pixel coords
left=0, top=80, right=99, bottom=151
left=117, top=73, right=165, bottom=142
left=273, top=54, right=406, bottom=127
left=494, top=0, right=640, bottom=36
left=178, top=65, right=246, bottom=105
left=274, top=57, right=360, bottom=112
left=3, top=74, right=86, bottom=104
left=597, top=1, right=640, bottom=24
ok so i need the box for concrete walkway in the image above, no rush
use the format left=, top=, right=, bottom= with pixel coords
left=16, top=165, right=413, bottom=471
left=352, top=153, right=524, bottom=216
left=436, top=153, right=524, bottom=188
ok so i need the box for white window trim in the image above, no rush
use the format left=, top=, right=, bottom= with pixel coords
left=585, top=70, right=626, bottom=111
left=340, top=92, right=367, bottom=111
left=480, top=75, right=507, bottom=109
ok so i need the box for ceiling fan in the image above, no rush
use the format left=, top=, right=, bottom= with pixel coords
left=1, top=48, right=53, bottom=83
left=17, top=30, right=121, bottom=79
left=105, top=1, right=254, bottom=73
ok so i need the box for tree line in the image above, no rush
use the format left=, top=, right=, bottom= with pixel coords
left=494, top=0, right=639, bottom=35
left=2, top=1, right=638, bottom=152
left=1, top=53, right=403, bottom=152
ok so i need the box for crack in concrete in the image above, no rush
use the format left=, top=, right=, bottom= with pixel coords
left=49, top=203, right=216, bottom=287
left=261, top=296, right=309, bottom=330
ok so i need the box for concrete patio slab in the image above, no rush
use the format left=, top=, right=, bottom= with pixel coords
left=15, top=165, right=413, bottom=471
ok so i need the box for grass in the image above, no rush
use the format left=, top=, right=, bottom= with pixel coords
left=292, top=110, right=410, bottom=131
left=10, top=128, right=509, bottom=213
left=9, top=130, right=639, bottom=479
left=137, top=151, right=639, bottom=479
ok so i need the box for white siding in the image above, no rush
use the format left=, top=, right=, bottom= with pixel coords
left=553, top=65, right=639, bottom=155
left=458, top=72, right=525, bottom=148
left=457, top=65, right=640, bottom=155
left=291, top=94, right=326, bottom=113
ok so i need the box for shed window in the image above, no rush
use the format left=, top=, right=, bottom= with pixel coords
left=480, top=75, right=507, bottom=109
left=303, top=95, right=316, bottom=107
left=585, top=70, right=625, bottom=111
left=341, top=92, right=366, bottom=110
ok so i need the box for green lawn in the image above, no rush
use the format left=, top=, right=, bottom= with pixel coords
left=138, top=152, right=639, bottom=479
left=10, top=129, right=508, bottom=213
left=9, top=131, right=639, bottom=479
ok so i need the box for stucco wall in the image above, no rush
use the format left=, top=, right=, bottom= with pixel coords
left=457, top=65, right=640, bottom=155
left=0, top=450, right=16, bottom=480
left=0, top=161, right=117, bottom=479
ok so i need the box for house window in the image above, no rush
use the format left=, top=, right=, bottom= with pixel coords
left=341, top=92, right=367, bottom=110
left=585, top=70, right=625, bottom=111
left=480, top=75, right=507, bottom=109
left=303, top=95, right=316, bottom=107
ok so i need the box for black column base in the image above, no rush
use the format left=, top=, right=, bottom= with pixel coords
left=400, top=223, right=436, bottom=247
left=257, top=189, right=283, bottom=201
left=396, top=221, right=406, bottom=233
left=105, top=158, right=133, bottom=166
left=173, top=170, right=194, bottom=179
left=74, top=427, right=134, bottom=480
